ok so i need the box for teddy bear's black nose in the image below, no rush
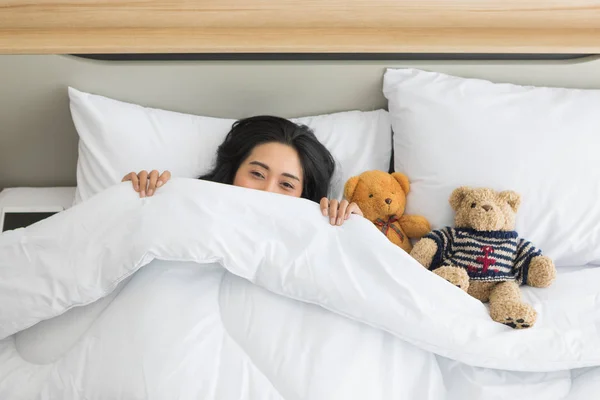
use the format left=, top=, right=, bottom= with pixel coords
left=482, top=205, right=493, bottom=212
left=385, top=198, right=392, bottom=205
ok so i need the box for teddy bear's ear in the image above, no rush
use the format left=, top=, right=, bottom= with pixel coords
left=391, top=172, right=410, bottom=194
left=449, top=187, right=471, bottom=211
left=498, top=190, right=521, bottom=212
left=344, top=176, right=360, bottom=200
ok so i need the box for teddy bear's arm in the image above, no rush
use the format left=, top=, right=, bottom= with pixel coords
left=410, top=238, right=438, bottom=269
left=410, top=227, right=452, bottom=270
left=527, top=256, right=556, bottom=287
left=515, top=238, right=557, bottom=288
left=399, top=215, right=431, bottom=239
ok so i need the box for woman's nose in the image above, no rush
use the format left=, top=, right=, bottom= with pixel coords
left=264, top=179, right=279, bottom=193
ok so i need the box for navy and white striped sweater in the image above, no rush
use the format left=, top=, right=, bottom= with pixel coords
left=425, top=227, right=541, bottom=284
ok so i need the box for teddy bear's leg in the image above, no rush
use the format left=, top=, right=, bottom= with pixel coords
left=467, top=281, right=496, bottom=302
left=433, top=266, right=470, bottom=292
left=410, top=238, right=437, bottom=269
left=489, top=281, right=537, bottom=329
left=527, top=256, right=557, bottom=288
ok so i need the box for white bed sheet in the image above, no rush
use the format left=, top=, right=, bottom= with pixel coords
left=3, top=261, right=445, bottom=399
left=1, top=179, right=599, bottom=400
left=2, top=260, right=582, bottom=400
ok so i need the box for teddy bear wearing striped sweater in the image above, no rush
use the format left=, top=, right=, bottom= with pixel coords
left=410, top=187, right=556, bottom=329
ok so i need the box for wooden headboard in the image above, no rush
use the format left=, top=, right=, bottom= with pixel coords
left=1, top=1, right=600, bottom=54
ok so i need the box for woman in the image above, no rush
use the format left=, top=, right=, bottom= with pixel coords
left=123, top=115, right=363, bottom=226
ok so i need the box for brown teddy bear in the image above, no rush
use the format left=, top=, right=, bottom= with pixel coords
left=410, top=187, right=557, bottom=329
left=344, top=170, right=431, bottom=253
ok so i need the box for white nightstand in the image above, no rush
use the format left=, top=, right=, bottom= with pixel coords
left=0, top=187, right=75, bottom=232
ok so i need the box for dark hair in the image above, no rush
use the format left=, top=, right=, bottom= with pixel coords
left=199, top=116, right=336, bottom=202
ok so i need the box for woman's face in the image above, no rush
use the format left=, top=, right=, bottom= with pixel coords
left=233, top=142, right=304, bottom=197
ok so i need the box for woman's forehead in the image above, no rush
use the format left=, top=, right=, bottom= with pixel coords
left=246, top=142, right=303, bottom=176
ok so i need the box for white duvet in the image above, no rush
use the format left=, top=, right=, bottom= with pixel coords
left=1, top=179, right=599, bottom=400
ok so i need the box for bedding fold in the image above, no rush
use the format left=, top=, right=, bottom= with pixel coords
left=0, top=178, right=598, bottom=372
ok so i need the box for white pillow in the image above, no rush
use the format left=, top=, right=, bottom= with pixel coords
left=383, top=68, right=600, bottom=268
left=69, top=87, right=392, bottom=204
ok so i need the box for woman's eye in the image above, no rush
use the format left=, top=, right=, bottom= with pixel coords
left=282, top=182, right=294, bottom=189
left=251, top=171, right=264, bottom=179
left=369, top=194, right=374, bottom=198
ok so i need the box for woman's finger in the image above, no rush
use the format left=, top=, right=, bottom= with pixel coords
left=147, top=170, right=159, bottom=196
left=122, top=172, right=140, bottom=192
left=328, top=199, right=339, bottom=225
left=157, top=170, right=171, bottom=188
left=345, top=202, right=363, bottom=220
left=138, top=170, right=149, bottom=198
left=336, top=200, right=349, bottom=225
left=320, top=197, right=329, bottom=217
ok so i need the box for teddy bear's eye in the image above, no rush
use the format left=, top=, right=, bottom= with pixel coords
left=369, top=194, right=374, bottom=198
left=471, top=203, right=477, bottom=208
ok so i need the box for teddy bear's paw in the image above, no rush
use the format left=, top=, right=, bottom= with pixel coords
left=434, top=266, right=469, bottom=292
left=490, top=301, right=537, bottom=329
left=527, top=256, right=557, bottom=288
left=502, top=317, right=531, bottom=329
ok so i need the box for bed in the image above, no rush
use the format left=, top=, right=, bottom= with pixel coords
left=1, top=53, right=599, bottom=400
left=2, top=3, right=600, bottom=398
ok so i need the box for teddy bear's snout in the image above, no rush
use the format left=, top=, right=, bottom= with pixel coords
left=482, top=204, right=493, bottom=212
left=385, top=198, right=392, bottom=205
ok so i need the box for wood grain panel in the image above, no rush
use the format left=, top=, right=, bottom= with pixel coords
left=1, top=1, right=600, bottom=54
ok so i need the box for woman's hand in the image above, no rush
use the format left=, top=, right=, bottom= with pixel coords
left=122, top=170, right=171, bottom=198
left=320, top=198, right=363, bottom=226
